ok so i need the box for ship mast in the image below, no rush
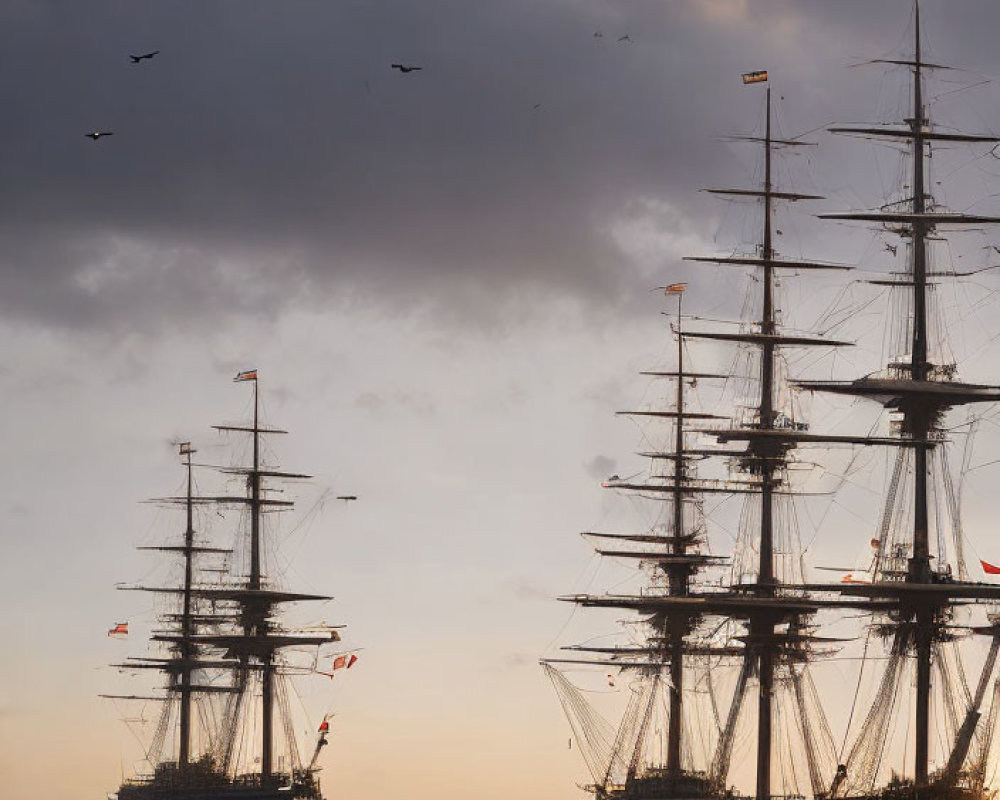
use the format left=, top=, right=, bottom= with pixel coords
left=543, top=285, right=742, bottom=797
left=246, top=377, right=276, bottom=780
left=754, top=85, right=778, bottom=800
left=797, top=2, right=1000, bottom=792
left=666, top=289, right=686, bottom=779
left=210, top=370, right=337, bottom=785
left=683, top=72, right=938, bottom=798
left=178, top=442, right=196, bottom=770
left=687, top=79, right=852, bottom=800
left=908, top=5, right=933, bottom=783
left=107, top=441, right=237, bottom=771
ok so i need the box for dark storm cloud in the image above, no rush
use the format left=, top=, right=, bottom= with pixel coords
left=2, top=1, right=999, bottom=332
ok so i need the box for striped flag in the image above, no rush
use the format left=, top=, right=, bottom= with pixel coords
left=742, top=70, right=768, bottom=84
left=664, top=283, right=687, bottom=295
left=234, top=369, right=258, bottom=382
left=108, top=622, right=129, bottom=637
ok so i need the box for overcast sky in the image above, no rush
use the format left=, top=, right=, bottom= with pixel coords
left=5, top=2, right=1000, bottom=799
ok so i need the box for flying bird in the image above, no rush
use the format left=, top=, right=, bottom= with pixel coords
left=617, top=34, right=632, bottom=43
left=85, top=131, right=114, bottom=140
left=336, top=495, right=358, bottom=502
left=593, top=31, right=603, bottom=38
left=129, top=50, right=160, bottom=63
left=391, top=63, right=422, bottom=73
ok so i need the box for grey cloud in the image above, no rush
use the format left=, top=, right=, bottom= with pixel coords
left=1, top=1, right=998, bottom=334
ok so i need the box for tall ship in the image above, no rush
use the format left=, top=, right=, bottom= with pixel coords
left=102, top=371, right=346, bottom=800
left=543, top=4, right=1000, bottom=800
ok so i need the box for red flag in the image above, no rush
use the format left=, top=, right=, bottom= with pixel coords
left=981, top=559, right=1000, bottom=575
left=332, top=655, right=347, bottom=670
left=346, top=654, right=358, bottom=669
left=318, top=718, right=330, bottom=733
left=108, top=622, right=128, bottom=637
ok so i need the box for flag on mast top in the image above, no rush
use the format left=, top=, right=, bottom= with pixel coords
left=663, top=283, right=687, bottom=295
left=742, top=70, right=768, bottom=84
left=234, top=369, right=258, bottom=382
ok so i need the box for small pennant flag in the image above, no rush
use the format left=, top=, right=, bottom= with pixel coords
left=870, top=538, right=881, bottom=550
left=234, top=369, right=258, bottom=382
left=318, top=716, right=330, bottom=733
left=108, top=622, right=129, bottom=637
left=664, top=283, right=687, bottom=295
left=347, top=654, right=358, bottom=669
left=742, top=70, right=768, bottom=84
left=982, top=559, right=1000, bottom=575
left=178, top=442, right=193, bottom=455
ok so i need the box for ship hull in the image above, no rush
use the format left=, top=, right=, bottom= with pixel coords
left=116, top=790, right=320, bottom=800
left=114, top=763, right=323, bottom=800
left=115, top=783, right=322, bottom=800
left=842, top=789, right=989, bottom=800
left=594, top=770, right=739, bottom=800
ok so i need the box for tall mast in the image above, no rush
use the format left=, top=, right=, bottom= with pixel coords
left=246, top=375, right=274, bottom=781
left=178, top=442, right=196, bottom=770
left=755, top=85, right=777, bottom=800
left=907, top=3, right=933, bottom=785
left=250, top=379, right=261, bottom=592
left=667, top=289, right=686, bottom=779
left=216, top=370, right=334, bottom=784
left=797, top=2, right=1000, bottom=792
left=684, top=75, right=862, bottom=800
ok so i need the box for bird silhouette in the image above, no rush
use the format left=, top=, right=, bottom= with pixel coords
left=85, top=131, right=114, bottom=140
left=593, top=31, right=603, bottom=38
left=617, top=34, right=632, bottom=43
left=336, top=495, right=358, bottom=502
left=391, top=63, right=422, bottom=73
left=129, top=50, right=160, bottom=63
